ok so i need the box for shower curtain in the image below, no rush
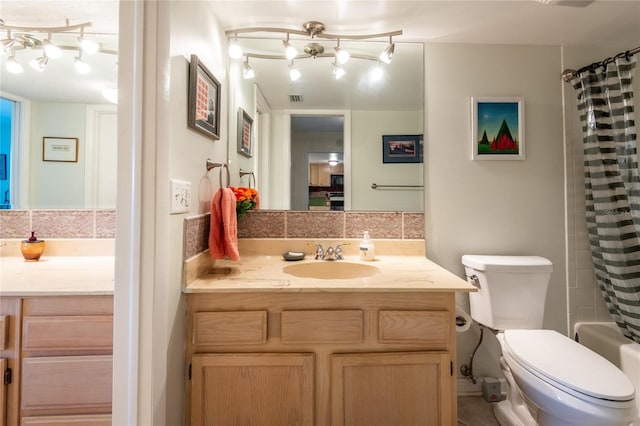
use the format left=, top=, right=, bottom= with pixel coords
left=570, top=55, right=640, bottom=344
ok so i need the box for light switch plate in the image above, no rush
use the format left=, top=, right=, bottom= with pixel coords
left=170, top=179, right=191, bottom=214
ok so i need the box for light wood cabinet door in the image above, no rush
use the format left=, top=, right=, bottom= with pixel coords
left=331, top=352, right=452, bottom=426
left=21, top=355, right=112, bottom=415
left=20, top=414, right=111, bottom=426
left=191, top=353, right=314, bottom=426
left=1, top=358, right=6, bottom=426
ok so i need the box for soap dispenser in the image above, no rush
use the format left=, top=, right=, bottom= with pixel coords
left=20, top=231, right=46, bottom=261
left=359, top=231, right=375, bottom=261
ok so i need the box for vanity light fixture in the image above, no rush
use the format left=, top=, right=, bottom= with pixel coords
left=1, top=29, right=15, bottom=54
left=379, top=36, right=395, bottom=64
left=74, top=52, right=91, bottom=74
left=289, top=60, right=301, bottom=81
left=332, top=61, right=345, bottom=80
left=43, top=37, right=62, bottom=59
left=229, top=35, right=243, bottom=59
left=328, top=160, right=339, bottom=166
left=226, top=21, right=402, bottom=80
left=243, top=56, right=255, bottom=79
left=30, top=55, right=48, bottom=72
left=77, top=28, right=99, bottom=54
left=5, top=49, right=23, bottom=74
left=283, top=34, right=298, bottom=60
left=334, top=39, right=350, bottom=65
left=0, top=19, right=116, bottom=74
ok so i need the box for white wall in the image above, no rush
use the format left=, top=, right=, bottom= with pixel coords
left=351, top=110, right=423, bottom=211
left=29, top=102, right=86, bottom=207
left=424, top=43, right=566, bottom=380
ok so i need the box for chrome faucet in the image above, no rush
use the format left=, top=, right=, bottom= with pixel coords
left=313, top=243, right=346, bottom=260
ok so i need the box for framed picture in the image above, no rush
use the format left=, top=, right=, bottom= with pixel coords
left=472, top=97, right=524, bottom=160
left=42, top=137, right=78, bottom=162
left=382, top=134, right=423, bottom=163
left=238, top=108, right=253, bottom=157
left=188, top=54, right=221, bottom=140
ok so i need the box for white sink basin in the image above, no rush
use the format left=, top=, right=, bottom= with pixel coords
left=282, top=261, right=380, bottom=280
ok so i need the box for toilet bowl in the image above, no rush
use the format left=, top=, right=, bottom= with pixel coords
left=496, top=329, right=636, bottom=426
left=461, top=254, right=637, bottom=426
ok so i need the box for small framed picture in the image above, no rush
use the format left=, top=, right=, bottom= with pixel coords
left=472, top=97, right=524, bottom=160
left=238, top=108, right=253, bottom=158
left=382, top=135, right=423, bottom=163
left=42, top=137, right=78, bottom=162
left=188, top=54, right=221, bottom=140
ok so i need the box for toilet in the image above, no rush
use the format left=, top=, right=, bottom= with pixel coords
left=462, top=254, right=637, bottom=426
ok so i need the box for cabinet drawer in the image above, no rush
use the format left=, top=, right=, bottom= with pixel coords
left=23, top=316, right=113, bottom=352
left=21, top=355, right=112, bottom=412
left=379, top=310, right=449, bottom=345
left=281, top=310, right=363, bottom=343
left=193, top=311, right=267, bottom=345
left=21, top=414, right=112, bottom=426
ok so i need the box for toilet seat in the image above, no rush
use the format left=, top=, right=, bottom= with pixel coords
left=503, top=329, right=634, bottom=406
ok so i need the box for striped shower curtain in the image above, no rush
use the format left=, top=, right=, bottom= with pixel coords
left=570, top=55, right=640, bottom=344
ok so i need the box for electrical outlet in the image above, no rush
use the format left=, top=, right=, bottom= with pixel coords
left=170, top=179, right=191, bottom=214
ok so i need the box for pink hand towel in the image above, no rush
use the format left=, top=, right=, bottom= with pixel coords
left=209, top=188, right=240, bottom=261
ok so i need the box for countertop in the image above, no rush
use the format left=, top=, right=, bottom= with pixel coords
left=0, top=255, right=115, bottom=296
left=185, top=255, right=476, bottom=293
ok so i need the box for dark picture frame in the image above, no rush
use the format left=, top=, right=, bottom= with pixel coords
left=188, top=54, right=221, bottom=140
left=238, top=108, right=253, bottom=158
left=42, top=137, right=79, bottom=162
left=382, top=134, right=423, bottom=163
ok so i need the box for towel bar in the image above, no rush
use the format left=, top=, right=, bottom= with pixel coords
left=371, top=183, right=423, bottom=189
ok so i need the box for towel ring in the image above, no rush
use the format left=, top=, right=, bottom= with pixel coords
left=220, top=163, right=230, bottom=188
left=205, top=158, right=230, bottom=188
left=239, top=169, right=256, bottom=188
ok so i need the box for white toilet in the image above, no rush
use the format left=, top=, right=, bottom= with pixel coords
left=462, top=254, right=637, bottom=426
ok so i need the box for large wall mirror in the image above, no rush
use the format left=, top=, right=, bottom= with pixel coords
left=227, top=38, right=424, bottom=212
left=0, top=2, right=118, bottom=210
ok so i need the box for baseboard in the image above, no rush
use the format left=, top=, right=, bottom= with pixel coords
left=457, top=377, right=483, bottom=396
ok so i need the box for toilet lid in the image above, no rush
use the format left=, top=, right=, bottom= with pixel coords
left=504, top=329, right=634, bottom=402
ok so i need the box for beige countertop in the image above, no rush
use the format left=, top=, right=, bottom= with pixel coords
left=0, top=239, right=115, bottom=296
left=185, top=254, right=476, bottom=293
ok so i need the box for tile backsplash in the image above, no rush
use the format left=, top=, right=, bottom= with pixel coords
left=184, top=210, right=424, bottom=260
left=0, top=210, right=116, bottom=239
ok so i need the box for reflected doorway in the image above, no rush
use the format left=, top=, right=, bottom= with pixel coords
left=290, top=115, right=345, bottom=210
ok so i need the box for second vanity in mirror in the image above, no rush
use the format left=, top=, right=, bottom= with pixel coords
left=183, top=239, right=475, bottom=425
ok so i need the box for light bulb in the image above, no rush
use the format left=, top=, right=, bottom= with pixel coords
left=6, top=55, right=23, bottom=74
left=243, top=60, right=255, bottom=79
left=30, top=56, right=48, bottom=72
left=229, top=40, right=243, bottom=59
left=289, top=64, right=301, bottom=81
left=335, top=47, right=350, bottom=65
left=74, top=57, right=91, bottom=74
left=370, top=64, right=383, bottom=82
left=78, top=36, right=100, bottom=54
left=283, top=36, right=298, bottom=60
left=43, top=39, right=62, bottom=59
left=332, top=62, right=345, bottom=80
left=379, top=42, right=395, bottom=64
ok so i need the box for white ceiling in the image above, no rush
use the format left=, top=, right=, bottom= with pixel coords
left=0, top=1, right=639, bottom=107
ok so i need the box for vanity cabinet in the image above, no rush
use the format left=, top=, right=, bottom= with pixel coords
left=0, top=296, right=113, bottom=426
left=0, top=298, right=21, bottom=426
left=185, top=292, right=456, bottom=426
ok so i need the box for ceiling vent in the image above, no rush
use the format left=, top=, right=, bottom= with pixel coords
left=289, top=94, right=304, bottom=103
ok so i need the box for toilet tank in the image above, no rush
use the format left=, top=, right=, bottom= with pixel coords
left=462, top=255, right=553, bottom=330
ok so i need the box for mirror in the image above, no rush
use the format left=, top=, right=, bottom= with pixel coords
left=227, top=39, right=424, bottom=211
left=0, top=4, right=119, bottom=209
